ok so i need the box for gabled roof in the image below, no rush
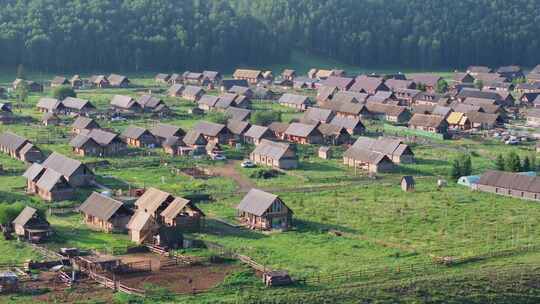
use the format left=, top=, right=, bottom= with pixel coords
left=478, top=170, right=540, bottom=193
left=160, top=197, right=204, bottom=220
left=168, top=84, right=184, bottom=95
left=408, top=74, right=442, bottom=87
left=202, top=71, right=220, bottom=80
left=108, top=74, right=129, bottom=86
left=321, top=76, right=355, bottom=90
left=229, top=86, right=252, bottom=96
left=329, top=115, right=364, bottom=130
left=42, top=152, right=86, bottom=178
left=332, top=91, right=369, bottom=104
left=111, top=95, right=138, bottom=109
left=12, top=206, right=38, bottom=226
left=63, top=97, right=94, bottom=110
left=121, top=126, right=150, bottom=140
left=352, top=137, right=412, bottom=157
left=135, top=187, right=173, bottom=215
left=467, top=66, right=492, bottom=73
left=226, top=107, right=251, bottom=121
left=126, top=211, right=153, bottom=231
left=251, top=139, right=293, bottom=160
left=193, top=121, right=226, bottom=137
left=233, top=69, right=262, bottom=79
left=36, top=168, right=68, bottom=191
left=350, top=75, right=388, bottom=92
left=279, top=94, right=311, bottom=106
left=302, top=108, right=334, bottom=124
left=182, top=85, right=205, bottom=97
left=432, top=106, right=453, bottom=117
left=51, top=76, right=69, bottom=85
left=37, top=98, right=62, bottom=111
left=466, top=111, right=499, bottom=125
left=236, top=189, right=281, bottom=216
left=198, top=95, right=221, bottom=108
left=137, top=95, right=164, bottom=109
left=408, top=114, right=446, bottom=128
left=343, top=147, right=389, bottom=165
left=71, top=116, right=98, bottom=130
left=317, top=86, right=337, bottom=101
left=0, top=132, right=29, bottom=151
left=457, top=88, right=501, bottom=101
left=23, top=163, right=45, bottom=181
left=151, top=123, right=184, bottom=139
left=365, top=102, right=408, bottom=117
left=285, top=122, right=319, bottom=138
left=182, top=130, right=207, bottom=146
left=321, top=101, right=366, bottom=115
left=79, top=128, right=119, bottom=146
left=385, top=79, right=415, bottom=90
left=227, top=119, right=250, bottom=135
left=317, top=123, right=346, bottom=136
left=268, top=122, right=290, bottom=133
left=79, top=192, right=124, bottom=221
left=244, top=125, right=270, bottom=140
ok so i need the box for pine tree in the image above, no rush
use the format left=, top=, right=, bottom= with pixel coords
left=450, top=158, right=461, bottom=180
left=495, top=154, right=505, bottom=171
left=462, top=154, right=472, bottom=176
left=506, top=152, right=522, bottom=172
left=522, top=156, right=531, bottom=172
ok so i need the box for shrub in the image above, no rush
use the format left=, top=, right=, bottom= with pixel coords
left=51, top=85, right=76, bottom=100
left=249, top=169, right=282, bottom=179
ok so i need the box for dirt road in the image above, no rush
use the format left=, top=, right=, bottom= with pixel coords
left=209, top=161, right=255, bottom=193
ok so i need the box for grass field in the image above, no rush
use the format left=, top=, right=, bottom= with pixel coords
left=0, top=69, right=539, bottom=303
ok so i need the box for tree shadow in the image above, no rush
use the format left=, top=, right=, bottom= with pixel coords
left=202, top=218, right=266, bottom=240
left=0, top=190, right=33, bottom=203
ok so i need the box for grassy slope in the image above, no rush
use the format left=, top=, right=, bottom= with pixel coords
left=0, top=69, right=538, bottom=303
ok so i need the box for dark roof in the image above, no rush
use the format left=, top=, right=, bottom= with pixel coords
left=226, top=107, right=251, bottom=121
left=121, top=126, right=149, bottom=140
left=111, top=95, right=138, bottom=109
left=343, top=147, right=389, bottom=165
left=71, top=116, right=98, bottom=130
left=408, top=114, right=446, bottom=128
left=244, top=125, right=270, bottom=140
left=12, top=206, right=38, bottom=226
left=329, top=116, right=364, bottom=130
left=408, top=74, right=442, bottom=87
left=402, top=176, right=415, bottom=185
left=302, top=108, right=334, bottom=124
left=63, top=97, right=94, bottom=110
left=193, top=121, right=226, bottom=137
left=279, top=94, right=311, bottom=106
left=0, top=132, right=29, bottom=151
left=42, top=152, right=86, bottom=178
left=37, top=98, right=62, bottom=111
left=285, top=123, right=319, bottom=137
left=79, top=192, right=124, bottom=221
left=221, top=79, right=249, bottom=90
left=478, top=170, right=540, bottom=193
left=457, top=88, right=501, bottom=101
left=182, top=130, right=207, bottom=146
left=227, top=120, right=250, bottom=135
left=151, top=123, right=184, bottom=139
left=321, top=76, right=355, bottom=90
left=352, top=137, right=412, bottom=157
left=236, top=189, right=281, bottom=216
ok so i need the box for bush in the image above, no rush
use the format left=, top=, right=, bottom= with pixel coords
left=249, top=169, right=282, bottom=179
left=251, top=111, right=281, bottom=126
left=52, top=85, right=76, bottom=100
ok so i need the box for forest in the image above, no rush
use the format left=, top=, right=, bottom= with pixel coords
left=0, top=0, right=539, bottom=72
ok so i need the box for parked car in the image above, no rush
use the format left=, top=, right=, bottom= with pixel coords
left=211, top=154, right=226, bottom=161
left=241, top=160, right=256, bottom=168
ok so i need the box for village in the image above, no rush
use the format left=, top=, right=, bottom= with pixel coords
left=0, top=64, right=540, bottom=303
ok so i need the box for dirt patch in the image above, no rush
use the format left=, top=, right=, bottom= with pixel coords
left=24, top=271, right=114, bottom=303
left=179, top=167, right=213, bottom=179
left=115, top=263, right=237, bottom=294
left=209, top=161, right=254, bottom=193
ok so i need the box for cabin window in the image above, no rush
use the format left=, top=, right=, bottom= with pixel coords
left=270, top=201, right=282, bottom=213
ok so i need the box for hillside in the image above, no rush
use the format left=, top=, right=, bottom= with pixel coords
left=1, top=0, right=540, bottom=71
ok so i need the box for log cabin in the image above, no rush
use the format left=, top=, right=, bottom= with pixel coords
left=12, top=207, right=51, bottom=243
left=250, top=139, right=298, bottom=170
left=236, top=189, right=293, bottom=231
left=79, top=192, right=133, bottom=233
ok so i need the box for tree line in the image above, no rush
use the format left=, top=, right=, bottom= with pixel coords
left=0, top=0, right=539, bottom=72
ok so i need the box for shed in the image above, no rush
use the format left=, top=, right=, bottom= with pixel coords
left=0, top=271, right=18, bottom=293
left=401, top=176, right=415, bottom=192
left=318, top=146, right=332, bottom=159
left=236, top=189, right=293, bottom=231
left=457, top=175, right=480, bottom=188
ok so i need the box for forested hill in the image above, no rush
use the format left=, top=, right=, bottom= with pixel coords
left=1, top=0, right=539, bottom=72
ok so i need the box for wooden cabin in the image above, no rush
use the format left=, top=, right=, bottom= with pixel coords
left=121, top=126, right=158, bottom=148
left=401, top=176, right=415, bottom=192
left=284, top=123, right=324, bottom=145
left=79, top=192, right=133, bottom=233
left=236, top=189, right=293, bottom=231
left=250, top=140, right=298, bottom=170
left=12, top=207, right=51, bottom=243
left=342, top=148, right=394, bottom=173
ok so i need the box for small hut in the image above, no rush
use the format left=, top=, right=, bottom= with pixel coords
left=0, top=271, right=19, bottom=293
left=42, top=112, right=60, bottom=126
left=263, top=270, right=293, bottom=287
left=318, top=146, right=332, bottom=159
left=401, top=176, right=415, bottom=192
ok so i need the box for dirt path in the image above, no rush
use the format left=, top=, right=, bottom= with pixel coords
left=209, top=161, right=255, bottom=193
